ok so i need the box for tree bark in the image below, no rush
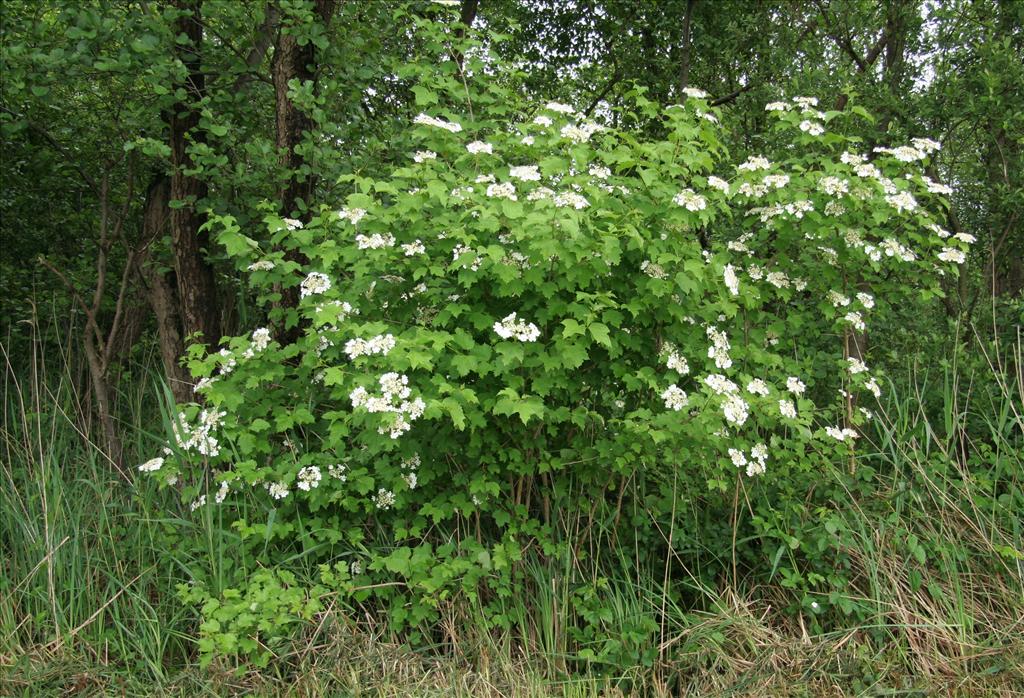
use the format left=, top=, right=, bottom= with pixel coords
left=169, top=0, right=220, bottom=346
left=677, top=0, right=696, bottom=98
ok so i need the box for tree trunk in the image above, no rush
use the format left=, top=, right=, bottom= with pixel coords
left=678, top=0, right=696, bottom=97
left=169, top=0, right=220, bottom=346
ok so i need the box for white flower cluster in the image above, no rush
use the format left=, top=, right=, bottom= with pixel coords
left=401, top=454, right=420, bottom=490
left=874, top=145, right=926, bottom=162
left=484, top=182, right=515, bottom=200
left=174, top=409, right=225, bottom=457
left=825, top=426, right=859, bottom=442
left=560, top=122, right=603, bottom=143
left=414, top=112, right=462, bottom=133
left=553, top=191, right=589, bottom=209
left=786, top=376, right=806, bottom=395
left=847, top=358, right=869, bottom=374
left=413, top=150, right=437, bottom=163
left=374, top=488, right=396, bottom=510
left=708, top=176, right=730, bottom=193
left=779, top=399, right=797, bottom=419
left=297, top=465, right=321, bottom=491
left=344, top=334, right=396, bottom=360
left=704, top=374, right=739, bottom=395
left=738, top=156, right=772, bottom=172
left=706, top=325, right=732, bottom=370
left=641, top=260, right=667, bottom=279
left=938, top=247, right=966, bottom=264
left=673, top=188, right=708, bottom=212
left=356, top=232, right=396, bottom=250
left=350, top=373, right=426, bottom=439
left=885, top=191, right=918, bottom=213
left=534, top=114, right=553, bottom=126
left=300, top=272, right=331, bottom=298
left=138, top=457, right=164, bottom=473
left=401, top=240, right=426, bottom=256
left=509, top=165, right=541, bottom=181
left=663, top=343, right=689, bottom=375
left=730, top=443, right=768, bottom=477
left=723, top=264, right=740, bottom=296
left=819, top=176, right=849, bottom=196
left=722, top=395, right=750, bottom=426
left=267, top=481, right=290, bottom=500
left=466, top=140, right=493, bottom=155
left=493, top=312, right=541, bottom=342
left=589, top=164, right=611, bottom=179
left=661, top=385, right=688, bottom=411
left=248, top=260, right=275, bottom=272
left=338, top=207, right=366, bottom=225
left=799, top=120, right=825, bottom=136
left=282, top=218, right=303, bottom=231
left=452, top=243, right=481, bottom=271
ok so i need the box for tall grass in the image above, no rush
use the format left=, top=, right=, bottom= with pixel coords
left=1, top=313, right=1022, bottom=696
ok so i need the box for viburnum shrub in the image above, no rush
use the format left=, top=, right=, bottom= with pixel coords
left=139, top=11, right=970, bottom=666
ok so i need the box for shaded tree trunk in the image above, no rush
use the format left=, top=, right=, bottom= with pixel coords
left=169, top=0, right=220, bottom=345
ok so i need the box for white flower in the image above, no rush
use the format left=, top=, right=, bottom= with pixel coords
left=953, top=233, right=976, bottom=244
left=723, top=264, right=740, bottom=296
left=413, top=150, right=437, bottom=163
left=778, top=399, right=797, bottom=419
left=766, top=271, right=790, bottom=288
left=493, top=312, right=541, bottom=342
left=553, top=192, right=589, bottom=209
left=521, top=136, right=535, bottom=145
left=560, top=122, right=603, bottom=143
left=349, top=559, right=362, bottom=575
left=763, top=174, right=790, bottom=189
left=746, top=379, right=770, bottom=396
left=190, top=495, right=207, bottom=511
left=704, top=374, right=738, bottom=396
left=844, top=311, right=866, bottom=331
left=328, top=463, right=348, bottom=481
left=938, top=247, right=966, bottom=264
left=923, top=176, right=953, bottom=195
left=799, top=120, right=825, bottom=136
left=793, top=96, right=819, bottom=108
left=828, top=291, right=851, bottom=307
left=589, top=164, right=611, bottom=179
left=297, top=466, right=322, bottom=492
left=509, top=165, right=541, bottom=181
left=664, top=347, right=689, bottom=375
left=214, top=481, right=230, bottom=504
left=856, top=292, right=875, bottom=309
left=533, top=115, right=553, bottom=126
left=373, top=488, right=396, bottom=510
left=737, top=156, right=772, bottom=172
left=886, top=191, right=918, bottom=213
left=250, top=327, right=271, bottom=353
left=819, top=176, right=849, bottom=196
left=268, top=482, right=290, bottom=500
left=338, top=207, right=367, bottom=225
left=864, top=377, right=882, bottom=398
left=673, top=188, right=707, bottom=212
left=413, top=112, right=462, bottom=133
left=707, top=176, right=730, bottom=193
left=248, top=260, right=275, bottom=272
left=722, top=395, right=749, bottom=426
left=825, top=426, right=859, bottom=442
left=283, top=218, right=303, bottom=230
left=765, top=101, right=790, bottom=111
left=355, top=232, right=396, bottom=250
left=486, top=182, right=517, bottom=200
left=661, top=385, right=689, bottom=411
left=431, top=0, right=460, bottom=6
left=786, top=377, right=806, bottom=395
left=466, top=141, right=493, bottom=155
left=840, top=151, right=865, bottom=165
left=911, top=137, right=941, bottom=153
left=682, top=87, right=708, bottom=99
left=729, top=448, right=747, bottom=468
left=545, top=102, right=575, bottom=114
left=138, top=457, right=164, bottom=473
left=641, top=260, right=667, bottom=279
left=300, top=272, right=331, bottom=298
left=847, top=358, right=869, bottom=374
left=401, top=240, right=426, bottom=256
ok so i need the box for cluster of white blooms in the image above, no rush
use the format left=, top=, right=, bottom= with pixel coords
left=344, top=334, right=396, bottom=360
left=297, top=466, right=321, bottom=491
left=401, top=240, right=426, bottom=256
left=844, top=311, right=866, bottom=331
left=874, top=145, right=925, bottom=162
left=706, top=326, right=732, bottom=370
left=763, top=174, right=790, bottom=189
left=819, top=176, right=849, bottom=196
left=921, top=176, right=953, bottom=195
left=251, top=327, right=272, bottom=351
left=413, top=150, right=437, bottom=163
left=663, top=343, right=689, bottom=375
left=661, top=384, right=689, bottom=411
left=730, top=444, right=768, bottom=477
left=190, top=495, right=207, bottom=511
left=534, top=114, right=554, bottom=126
left=707, top=176, right=730, bottom=193
left=704, top=374, right=739, bottom=395
left=248, top=260, right=275, bottom=272
left=350, top=373, right=426, bottom=439
left=493, top=312, right=541, bottom=342
left=452, top=243, right=482, bottom=271
left=466, top=140, right=493, bottom=155
left=674, top=188, right=708, bottom=211
left=848, top=358, right=869, bottom=374
left=799, top=120, right=825, bottom=136
left=214, top=480, right=230, bottom=504
left=414, top=113, right=462, bottom=133
left=785, top=200, right=814, bottom=218
left=825, top=426, right=859, bottom=441
left=641, top=260, right=667, bottom=279
left=722, top=394, right=750, bottom=426
left=356, top=232, right=396, bottom=249
left=864, top=377, right=881, bottom=398
left=267, top=481, right=290, bottom=500
left=828, top=291, right=850, bottom=307
left=880, top=238, right=917, bottom=261
left=723, top=264, right=740, bottom=296
left=856, top=292, right=875, bottom=309
left=938, top=247, right=966, bottom=264
left=953, top=232, right=976, bottom=244
left=509, top=165, right=541, bottom=181
left=912, top=137, right=941, bottom=154
left=486, top=182, right=517, bottom=200
left=766, top=270, right=790, bottom=288
left=545, top=101, right=575, bottom=114
left=746, top=378, right=770, bottom=396
left=553, top=191, right=590, bottom=209
left=560, top=122, right=603, bottom=143
left=174, top=409, right=225, bottom=457
left=337, top=207, right=367, bottom=225
left=886, top=191, right=918, bottom=213
left=374, top=488, right=396, bottom=509
left=765, top=101, right=790, bottom=111
left=328, top=463, right=348, bottom=482
left=786, top=376, right=806, bottom=395
left=300, top=272, right=331, bottom=298
left=738, top=156, right=772, bottom=172
left=779, top=399, right=797, bottom=419
left=282, top=218, right=303, bottom=230
left=682, top=86, right=708, bottom=99
left=138, top=457, right=164, bottom=473
left=589, top=164, right=611, bottom=179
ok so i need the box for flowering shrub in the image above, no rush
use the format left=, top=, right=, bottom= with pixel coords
left=140, top=17, right=969, bottom=665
